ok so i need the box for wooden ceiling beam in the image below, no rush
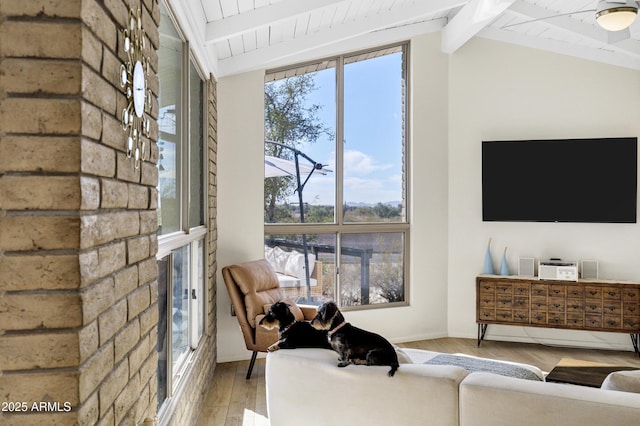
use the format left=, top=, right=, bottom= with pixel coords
left=205, top=0, right=344, bottom=43
left=441, top=0, right=515, bottom=54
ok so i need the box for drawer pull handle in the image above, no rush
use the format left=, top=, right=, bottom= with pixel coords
left=608, top=292, right=617, bottom=297
left=589, top=291, right=598, bottom=296
left=608, top=320, right=617, bottom=326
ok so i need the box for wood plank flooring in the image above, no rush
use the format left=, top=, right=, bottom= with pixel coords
left=196, top=338, right=640, bottom=425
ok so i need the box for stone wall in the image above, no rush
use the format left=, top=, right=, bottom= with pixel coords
left=0, top=0, right=221, bottom=424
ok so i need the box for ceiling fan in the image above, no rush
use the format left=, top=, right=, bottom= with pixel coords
left=503, top=1, right=638, bottom=41
left=595, top=0, right=638, bottom=31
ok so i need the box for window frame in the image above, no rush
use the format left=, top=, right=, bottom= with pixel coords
left=264, top=42, right=411, bottom=310
left=157, top=0, right=209, bottom=414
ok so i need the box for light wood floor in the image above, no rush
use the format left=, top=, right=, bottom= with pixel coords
left=196, top=337, right=640, bottom=426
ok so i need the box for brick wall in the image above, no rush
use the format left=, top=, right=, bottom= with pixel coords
left=0, top=0, right=217, bottom=424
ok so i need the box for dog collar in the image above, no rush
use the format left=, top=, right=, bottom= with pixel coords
left=327, top=321, right=347, bottom=337
left=281, top=321, right=296, bottom=333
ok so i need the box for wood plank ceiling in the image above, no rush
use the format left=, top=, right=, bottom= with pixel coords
left=169, top=0, right=640, bottom=77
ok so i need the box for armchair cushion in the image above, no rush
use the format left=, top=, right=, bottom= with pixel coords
left=228, top=259, right=282, bottom=327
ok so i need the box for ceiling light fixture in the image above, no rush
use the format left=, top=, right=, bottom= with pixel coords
left=595, top=1, right=639, bottom=31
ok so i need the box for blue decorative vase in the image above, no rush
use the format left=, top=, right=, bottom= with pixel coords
left=499, top=247, right=510, bottom=276
left=483, top=238, right=494, bottom=274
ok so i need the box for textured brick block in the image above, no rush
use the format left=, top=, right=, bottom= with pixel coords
left=0, top=21, right=81, bottom=58
left=0, top=0, right=81, bottom=17
left=81, top=277, right=115, bottom=324
left=82, top=26, right=103, bottom=73
left=0, top=371, right=80, bottom=406
left=128, top=184, right=149, bottom=209
left=140, top=161, right=159, bottom=186
left=127, top=236, right=150, bottom=264
left=77, top=391, right=99, bottom=426
left=1, top=98, right=81, bottom=135
left=99, top=359, right=129, bottom=411
left=98, top=299, right=127, bottom=346
left=114, top=373, right=141, bottom=424
left=139, top=305, right=158, bottom=338
left=102, top=112, right=127, bottom=151
left=0, top=216, right=80, bottom=251
left=0, top=331, right=80, bottom=370
left=102, top=179, right=129, bottom=208
left=81, top=0, right=117, bottom=52
left=0, top=136, right=80, bottom=173
left=116, top=151, right=141, bottom=183
left=114, top=265, right=138, bottom=301
left=97, top=407, right=115, bottom=426
left=129, top=334, right=150, bottom=377
left=81, top=101, right=103, bottom=140
left=82, top=65, right=117, bottom=114
left=1, top=58, right=81, bottom=95
left=127, top=286, right=150, bottom=320
left=139, top=346, right=158, bottom=387
left=80, top=211, right=139, bottom=248
left=79, top=342, right=114, bottom=402
left=78, top=321, right=99, bottom=363
left=99, top=242, right=127, bottom=276
left=0, top=253, right=80, bottom=291
left=114, top=319, right=140, bottom=362
left=81, top=139, right=116, bottom=177
left=0, top=176, right=81, bottom=210
left=80, top=176, right=101, bottom=210
left=137, top=257, right=158, bottom=285
left=0, top=293, right=82, bottom=330
left=139, top=210, right=158, bottom=234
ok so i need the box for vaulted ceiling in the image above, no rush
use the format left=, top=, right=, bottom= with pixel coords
left=169, top=0, right=640, bottom=77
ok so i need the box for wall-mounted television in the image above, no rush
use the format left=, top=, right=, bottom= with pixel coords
left=482, top=137, right=637, bottom=223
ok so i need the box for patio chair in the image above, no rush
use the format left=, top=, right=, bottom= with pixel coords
left=222, top=259, right=318, bottom=379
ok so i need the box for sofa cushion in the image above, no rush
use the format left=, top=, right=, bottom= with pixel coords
left=263, top=299, right=305, bottom=321
left=265, top=246, right=288, bottom=274
left=601, top=369, right=640, bottom=393
left=424, top=353, right=543, bottom=381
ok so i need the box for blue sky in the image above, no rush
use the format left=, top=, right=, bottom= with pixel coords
left=279, top=51, right=404, bottom=206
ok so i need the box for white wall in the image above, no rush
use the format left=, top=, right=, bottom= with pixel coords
left=216, top=33, right=451, bottom=362
left=217, top=70, right=268, bottom=361
left=217, top=33, right=640, bottom=362
left=447, top=37, right=640, bottom=350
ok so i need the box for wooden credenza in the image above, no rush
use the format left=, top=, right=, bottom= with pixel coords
left=476, top=275, right=640, bottom=356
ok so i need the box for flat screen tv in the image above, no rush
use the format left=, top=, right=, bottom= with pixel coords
left=482, top=137, right=637, bottom=223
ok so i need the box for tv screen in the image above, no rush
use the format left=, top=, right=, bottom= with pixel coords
left=482, top=137, right=637, bottom=223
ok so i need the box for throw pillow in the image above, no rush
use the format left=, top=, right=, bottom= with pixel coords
left=284, top=251, right=316, bottom=280
left=269, top=246, right=289, bottom=274
left=394, top=346, right=413, bottom=364
left=601, top=370, right=640, bottom=393
left=424, top=354, right=543, bottom=381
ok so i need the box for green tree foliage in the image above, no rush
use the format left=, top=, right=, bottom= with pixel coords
left=264, top=74, right=332, bottom=223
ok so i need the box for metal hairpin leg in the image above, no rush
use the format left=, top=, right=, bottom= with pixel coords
left=477, top=324, right=488, bottom=347
left=630, top=334, right=640, bottom=358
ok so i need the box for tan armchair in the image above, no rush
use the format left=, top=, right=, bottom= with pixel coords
left=222, top=259, right=318, bottom=379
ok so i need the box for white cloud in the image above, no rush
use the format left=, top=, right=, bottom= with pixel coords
left=343, top=150, right=393, bottom=175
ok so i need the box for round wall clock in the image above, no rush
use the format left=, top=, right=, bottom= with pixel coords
left=120, top=7, right=152, bottom=169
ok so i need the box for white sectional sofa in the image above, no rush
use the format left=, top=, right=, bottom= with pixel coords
left=265, top=348, right=640, bottom=426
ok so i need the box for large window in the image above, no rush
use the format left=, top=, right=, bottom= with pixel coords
left=264, top=44, right=409, bottom=308
left=157, top=2, right=207, bottom=411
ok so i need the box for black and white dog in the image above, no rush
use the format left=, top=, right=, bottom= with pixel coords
left=259, top=301, right=332, bottom=352
left=310, top=301, right=399, bottom=377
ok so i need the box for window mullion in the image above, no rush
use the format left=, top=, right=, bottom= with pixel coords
left=182, top=41, right=191, bottom=234
left=335, top=55, right=345, bottom=227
